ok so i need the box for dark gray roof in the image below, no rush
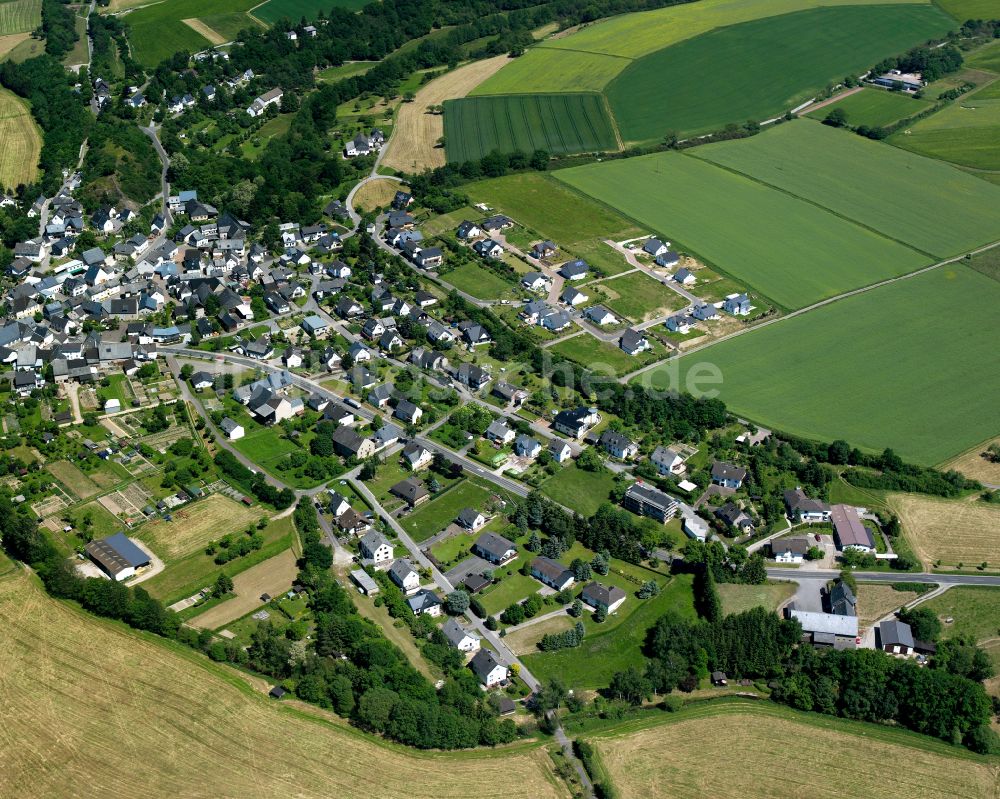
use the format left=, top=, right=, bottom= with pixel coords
left=879, top=620, right=915, bottom=649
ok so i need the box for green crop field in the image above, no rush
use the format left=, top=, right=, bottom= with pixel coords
left=890, top=83, right=1000, bottom=170
left=966, top=40, right=1000, bottom=74
left=253, top=0, right=368, bottom=25
left=694, top=120, right=1000, bottom=257
left=556, top=149, right=929, bottom=309
left=472, top=0, right=933, bottom=95
left=607, top=5, right=951, bottom=142
left=199, top=12, right=263, bottom=41
left=934, top=0, right=1000, bottom=20
left=0, top=0, right=40, bottom=35
left=124, top=0, right=258, bottom=66
left=812, top=87, right=931, bottom=128
left=443, top=93, right=619, bottom=162
left=641, top=265, right=1000, bottom=465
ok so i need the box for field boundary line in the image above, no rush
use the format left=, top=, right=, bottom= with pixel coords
left=683, top=143, right=939, bottom=261
left=600, top=93, right=624, bottom=151
left=621, top=237, right=1000, bottom=384
left=533, top=43, right=634, bottom=62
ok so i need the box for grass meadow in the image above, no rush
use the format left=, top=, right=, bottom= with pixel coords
left=556, top=149, right=929, bottom=309
left=123, top=0, right=258, bottom=66
left=589, top=701, right=999, bottom=799
left=443, top=93, right=619, bottom=162
left=814, top=87, right=931, bottom=128
left=920, top=586, right=1000, bottom=643
left=934, top=0, right=1000, bottom=21
left=646, top=265, right=1000, bottom=465
left=0, top=0, right=40, bottom=35
left=695, top=120, right=1000, bottom=257
left=0, top=572, right=568, bottom=798
left=890, top=82, right=1000, bottom=171
left=540, top=463, right=618, bottom=516
left=607, top=5, right=951, bottom=142
left=591, top=271, right=688, bottom=322
left=399, top=479, right=495, bottom=543
left=550, top=333, right=669, bottom=377
left=441, top=261, right=519, bottom=301
left=253, top=0, right=368, bottom=24
left=0, top=87, right=40, bottom=189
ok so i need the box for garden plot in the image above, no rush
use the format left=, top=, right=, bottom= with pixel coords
left=140, top=493, right=260, bottom=560
left=47, top=461, right=100, bottom=499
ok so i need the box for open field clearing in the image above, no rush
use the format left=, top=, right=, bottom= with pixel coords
left=540, top=463, right=617, bottom=517
left=607, top=5, right=950, bottom=142
left=463, top=173, right=642, bottom=275
left=252, top=0, right=368, bottom=25
left=967, top=40, right=1000, bottom=74
left=0, top=0, right=40, bottom=35
left=0, top=32, right=29, bottom=59
left=890, top=493, right=1000, bottom=569
left=523, top=574, right=695, bottom=689
left=0, top=573, right=569, bottom=799
left=556, top=150, right=929, bottom=309
left=442, top=261, right=519, bottom=301
left=0, top=88, right=40, bottom=189
left=47, top=460, right=100, bottom=499
left=935, top=0, right=1000, bottom=20
left=195, top=12, right=261, bottom=40
left=63, top=13, right=90, bottom=66
left=381, top=55, right=509, bottom=172
left=651, top=266, right=1000, bottom=465
left=694, top=120, right=1000, bottom=257
left=138, top=493, right=260, bottom=560
left=890, top=84, right=1000, bottom=170
left=592, top=270, right=687, bottom=322
left=123, top=0, right=261, bottom=66
left=856, top=584, right=918, bottom=630
left=921, top=586, right=1000, bottom=643
left=353, top=178, right=409, bottom=212
left=550, top=332, right=669, bottom=377
left=808, top=86, right=932, bottom=128
left=942, top=436, right=1000, bottom=485
left=717, top=581, right=796, bottom=616
left=444, top=93, right=619, bottom=162
left=189, top=546, right=298, bottom=628
left=504, top=614, right=574, bottom=655
left=472, top=0, right=932, bottom=94
left=590, top=702, right=999, bottom=799
left=182, top=17, right=227, bottom=45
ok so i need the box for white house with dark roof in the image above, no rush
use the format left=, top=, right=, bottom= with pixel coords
left=470, top=648, right=507, bottom=687
left=389, top=558, right=421, bottom=592
left=441, top=618, right=481, bottom=652
left=471, top=532, right=517, bottom=565
left=711, top=461, right=746, bottom=489
left=651, top=445, right=685, bottom=475
left=359, top=531, right=394, bottom=564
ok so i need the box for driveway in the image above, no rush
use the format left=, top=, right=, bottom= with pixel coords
left=789, top=576, right=827, bottom=613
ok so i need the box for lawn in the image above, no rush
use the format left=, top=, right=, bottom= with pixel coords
left=0, top=574, right=568, bottom=798
left=889, top=493, right=1000, bottom=569
left=921, top=586, right=1000, bottom=642
left=76, top=501, right=123, bottom=539
left=0, top=87, right=41, bottom=190
left=318, top=61, right=378, bottom=83
left=479, top=570, right=542, bottom=616
left=399, top=479, right=494, bottom=542
left=717, top=581, right=796, bottom=616
left=814, top=87, right=931, bottom=128
left=241, top=113, right=293, bottom=159
left=232, top=424, right=300, bottom=468
left=0, top=0, right=40, bottom=35
left=890, top=83, right=1000, bottom=171
left=589, top=701, right=998, bottom=799
left=252, top=0, right=368, bottom=25
left=540, top=463, right=618, bottom=516
left=141, top=514, right=295, bottom=604
left=592, top=271, right=688, bottom=322
left=650, top=265, right=1000, bottom=465
left=606, top=5, right=951, bottom=142
left=550, top=333, right=667, bottom=377
left=136, top=493, right=261, bottom=560
left=523, top=573, right=695, bottom=689
left=63, top=13, right=90, bottom=66
left=694, top=120, right=1000, bottom=257
left=440, top=261, right=519, bottom=301
left=556, top=149, right=929, bottom=309
left=443, top=93, right=619, bottom=162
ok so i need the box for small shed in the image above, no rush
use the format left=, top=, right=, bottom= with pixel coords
left=269, top=685, right=287, bottom=699
left=711, top=671, right=728, bottom=686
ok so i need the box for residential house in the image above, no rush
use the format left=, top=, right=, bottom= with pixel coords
left=829, top=581, right=857, bottom=617
left=558, top=259, right=588, bottom=280
left=360, top=531, right=394, bottom=564
left=560, top=286, right=588, bottom=306
left=673, top=268, right=696, bottom=286
left=491, top=381, right=526, bottom=408
left=456, top=507, right=487, bottom=531
left=623, top=482, right=678, bottom=523
left=723, top=294, right=751, bottom=316
left=402, top=441, right=433, bottom=470
left=530, top=557, right=574, bottom=591
left=691, top=303, right=720, bottom=322
left=772, top=537, right=810, bottom=564
left=715, top=502, right=755, bottom=534
left=390, top=477, right=430, bottom=507
left=407, top=588, right=442, bottom=617
left=665, top=314, right=695, bottom=334
left=219, top=418, right=244, bottom=440
left=783, top=487, right=831, bottom=523
left=599, top=430, right=638, bottom=460
left=642, top=238, right=669, bottom=258
left=471, top=532, right=517, bottom=565
left=878, top=620, right=914, bottom=655
left=441, top=618, right=480, bottom=652
left=655, top=250, right=680, bottom=268
left=520, top=272, right=550, bottom=292
left=584, top=305, right=617, bottom=326
left=473, top=239, right=504, bottom=259
left=514, top=434, right=541, bottom=459
left=552, top=407, right=599, bottom=439
left=484, top=419, right=515, bottom=445
left=331, top=426, right=376, bottom=460
left=456, top=221, right=481, bottom=240
left=619, top=328, right=651, bottom=356
left=651, top=445, right=685, bottom=476
left=711, top=461, right=746, bottom=489
left=393, top=399, right=423, bottom=425
left=470, top=648, right=507, bottom=688
left=530, top=240, right=557, bottom=259
left=389, top=558, right=421, bottom=592
left=581, top=582, right=626, bottom=614
left=548, top=439, right=572, bottom=464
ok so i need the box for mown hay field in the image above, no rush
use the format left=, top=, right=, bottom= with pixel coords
left=47, top=460, right=100, bottom=499
left=353, top=178, right=409, bottom=212
left=590, top=702, right=999, bottom=799
left=816, top=87, right=931, bottom=128
left=0, top=0, right=40, bottom=35
left=444, top=93, right=619, bottom=163
left=717, top=581, right=796, bottom=616
left=890, top=82, right=1000, bottom=171
left=138, top=493, right=260, bottom=560
left=942, top=436, right=1000, bottom=486
left=188, top=546, right=299, bottom=628
left=556, top=149, right=929, bottom=309
left=0, top=88, right=40, bottom=189
left=382, top=55, right=510, bottom=172
left=856, top=584, right=918, bottom=630
left=471, top=0, right=933, bottom=94
left=0, top=572, right=569, bottom=799
left=123, top=0, right=257, bottom=66
left=694, top=120, right=1000, bottom=257
left=607, top=5, right=951, bottom=142
left=652, top=266, right=1000, bottom=465
left=890, top=493, right=1000, bottom=568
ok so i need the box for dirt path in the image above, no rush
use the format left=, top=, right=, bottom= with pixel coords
left=182, top=18, right=227, bottom=46
left=799, top=86, right=864, bottom=116
left=380, top=55, right=510, bottom=173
